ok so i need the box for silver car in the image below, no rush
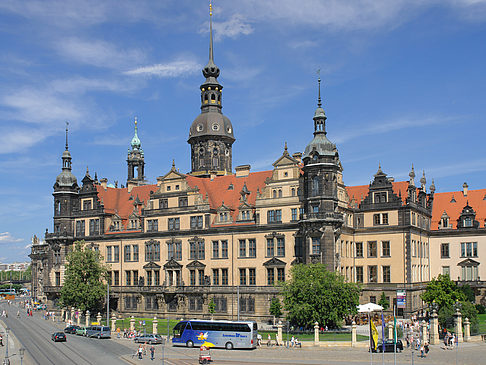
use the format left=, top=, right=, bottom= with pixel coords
left=134, top=334, right=164, bottom=344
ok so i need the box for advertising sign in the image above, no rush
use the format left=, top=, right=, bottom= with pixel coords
left=396, top=290, right=406, bottom=308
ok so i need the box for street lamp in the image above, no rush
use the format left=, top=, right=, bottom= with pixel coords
left=4, top=327, right=9, bottom=363
left=19, top=348, right=25, bottom=365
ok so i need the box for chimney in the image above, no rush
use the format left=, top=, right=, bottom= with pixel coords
left=210, top=170, right=217, bottom=181
left=100, top=178, right=108, bottom=189
left=463, top=182, right=468, bottom=197
left=292, top=152, right=302, bottom=163
left=235, top=164, right=251, bottom=178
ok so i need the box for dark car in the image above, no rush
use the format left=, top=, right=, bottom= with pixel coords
left=52, top=332, right=67, bottom=342
left=377, top=339, right=403, bottom=352
left=64, top=325, right=80, bottom=334
left=134, top=334, right=164, bottom=344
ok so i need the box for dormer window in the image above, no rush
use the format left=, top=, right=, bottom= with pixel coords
left=219, top=212, right=229, bottom=222
left=464, top=217, right=473, bottom=227
left=240, top=210, right=252, bottom=221
left=82, top=200, right=92, bottom=210
left=441, top=217, right=449, bottom=228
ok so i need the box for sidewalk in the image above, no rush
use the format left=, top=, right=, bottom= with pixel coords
left=0, top=319, right=27, bottom=365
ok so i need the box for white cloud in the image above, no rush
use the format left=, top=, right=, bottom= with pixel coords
left=55, top=38, right=146, bottom=69
left=211, top=14, right=254, bottom=41
left=124, top=59, right=201, bottom=78
left=0, top=232, right=23, bottom=243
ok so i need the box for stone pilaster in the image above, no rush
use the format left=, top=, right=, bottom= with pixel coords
left=314, top=322, right=319, bottom=346
left=429, top=310, right=439, bottom=345
left=454, top=308, right=463, bottom=343
left=464, top=317, right=470, bottom=342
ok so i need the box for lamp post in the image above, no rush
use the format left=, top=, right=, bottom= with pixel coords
left=19, top=348, right=25, bottom=365
left=4, top=327, right=9, bottom=363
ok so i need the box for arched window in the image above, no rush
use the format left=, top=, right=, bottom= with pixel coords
left=213, top=148, right=219, bottom=168
left=199, top=149, right=205, bottom=168
left=273, top=190, right=277, bottom=198
left=204, top=94, right=208, bottom=103
left=278, top=190, right=282, bottom=198
left=211, top=94, right=216, bottom=103
left=291, top=188, right=296, bottom=197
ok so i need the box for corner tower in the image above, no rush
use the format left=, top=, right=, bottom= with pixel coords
left=127, top=117, right=145, bottom=187
left=298, top=78, right=344, bottom=271
left=188, top=2, right=235, bottom=177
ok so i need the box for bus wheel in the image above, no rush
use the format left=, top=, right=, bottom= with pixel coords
left=225, top=342, right=234, bottom=350
left=186, top=340, right=194, bottom=348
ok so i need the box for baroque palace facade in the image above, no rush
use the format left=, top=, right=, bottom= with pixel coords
left=30, top=9, right=486, bottom=321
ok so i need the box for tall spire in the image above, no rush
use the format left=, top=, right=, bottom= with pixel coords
left=130, top=116, right=142, bottom=151
left=317, top=69, right=322, bottom=108
left=202, top=0, right=220, bottom=82
left=65, top=121, right=69, bottom=150
left=313, top=71, right=327, bottom=135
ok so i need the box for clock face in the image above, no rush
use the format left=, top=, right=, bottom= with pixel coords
left=212, top=123, right=220, bottom=131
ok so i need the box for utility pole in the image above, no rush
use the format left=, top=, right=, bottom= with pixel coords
left=106, top=282, right=110, bottom=327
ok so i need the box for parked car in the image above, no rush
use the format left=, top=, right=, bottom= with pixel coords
left=64, top=325, right=80, bottom=334
left=52, top=332, right=67, bottom=342
left=75, top=326, right=87, bottom=336
left=134, top=334, right=164, bottom=344
left=377, top=339, right=403, bottom=353
left=85, top=325, right=111, bottom=339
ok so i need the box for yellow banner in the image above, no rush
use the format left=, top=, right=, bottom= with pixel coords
left=370, top=320, right=379, bottom=351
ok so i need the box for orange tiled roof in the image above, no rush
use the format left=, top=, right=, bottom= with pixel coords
left=186, top=171, right=273, bottom=223
left=345, top=181, right=410, bottom=206
left=431, top=188, right=486, bottom=230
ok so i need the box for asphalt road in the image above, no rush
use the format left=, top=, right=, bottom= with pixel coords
left=0, top=300, right=132, bottom=365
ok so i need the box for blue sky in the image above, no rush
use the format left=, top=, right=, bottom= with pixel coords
left=1, top=0, right=486, bottom=263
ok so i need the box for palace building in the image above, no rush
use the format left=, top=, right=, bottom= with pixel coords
left=30, top=6, right=486, bottom=320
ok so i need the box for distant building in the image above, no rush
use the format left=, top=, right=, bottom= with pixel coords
left=30, top=6, right=485, bottom=319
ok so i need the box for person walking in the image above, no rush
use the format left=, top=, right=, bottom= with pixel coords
left=150, top=345, right=155, bottom=361
left=138, top=344, right=143, bottom=359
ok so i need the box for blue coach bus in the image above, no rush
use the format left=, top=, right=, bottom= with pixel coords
left=172, top=320, right=257, bottom=350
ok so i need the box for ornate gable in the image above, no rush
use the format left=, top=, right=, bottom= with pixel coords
left=359, top=165, right=402, bottom=210
left=263, top=257, right=286, bottom=267
left=186, top=260, right=206, bottom=268
left=143, top=262, right=161, bottom=270
left=164, top=258, right=182, bottom=269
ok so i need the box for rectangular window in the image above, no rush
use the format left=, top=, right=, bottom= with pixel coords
left=355, top=242, right=363, bottom=257
left=197, top=241, right=205, bottom=260
left=442, top=266, right=450, bottom=276
left=370, top=296, right=376, bottom=304
left=277, top=237, right=285, bottom=257
left=368, top=265, right=377, bottom=283
left=168, top=242, right=174, bottom=260
left=133, top=270, right=138, bottom=285
left=356, top=266, right=363, bottom=283
left=159, top=198, right=168, bottom=209
left=168, top=217, right=180, bottom=231
left=374, top=214, right=380, bottom=226
left=212, top=269, right=219, bottom=285
left=291, top=208, right=298, bottom=221
left=382, top=266, right=391, bottom=283
left=212, top=241, right=219, bottom=259
left=441, top=243, right=450, bottom=258
left=124, top=245, right=131, bottom=262
left=190, top=270, right=196, bottom=286
left=266, top=238, right=274, bottom=257
left=249, top=268, right=256, bottom=285
left=267, top=210, right=275, bottom=223
left=190, top=242, right=196, bottom=260
left=239, top=268, right=247, bottom=285
left=83, top=200, right=92, bottom=211
left=382, top=241, right=390, bottom=257
left=190, top=215, right=203, bottom=229
left=154, top=270, right=160, bottom=286
left=145, top=242, right=160, bottom=261
left=382, top=213, right=388, bottom=225
left=368, top=241, right=377, bottom=257
left=113, top=270, right=119, bottom=286
left=248, top=239, right=256, bottom=258
left=125, top=270, right=131, bottom=286
left=147, top=219, right=158, bottom=232
left=178, top=197, right=188, bottom=207
left=277, top=267, right=285, bottom=282
left=132, top=245, right=139, bottom=261
left=221, top=268, right=228, bottom=286
left=267, top=268, right=275, bottom=285
left=76, top=220, right=85, bottom=237
left=106, top=246, right=113, bottom=262
left=221, top=240, right=228, bottom=258
left=113, top=245, right=119, bottom=262
left=275, top=210, right=282, bottom=222
left=239, top=239, right=246, bottom=257
left=55, top=272, right=61, bottom=286
left=89, top=219, right=100, bottom=236
left=198, top=269, right=205, bottom=285
left=146, top=270, right=152, bottom=286
left=312, top=237, right=320, bottom=255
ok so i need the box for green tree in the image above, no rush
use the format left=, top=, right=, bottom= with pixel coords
left=420, top=274, right=466, bottom=309
left=378, top=292, right=390, bottom=310
left=269, top=297, right=283, bottom=319
left=281, top=264, right=360, bottom=328
left=208, top=298, right=216, bottom=315
left=60, top=241, right=108, bottom=312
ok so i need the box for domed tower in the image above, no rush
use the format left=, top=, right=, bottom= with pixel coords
left=188, top=2, right=235, bottom=177
left=127, top=117, right=145, bottom=187
left=53, top=123, right=79, bottom=235
left=299, top=78, right=344, bottom=270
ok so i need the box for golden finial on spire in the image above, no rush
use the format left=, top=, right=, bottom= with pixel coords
left=209, top=0, right=213, bottom=16
left=134, top=116, right=138, bottom=126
